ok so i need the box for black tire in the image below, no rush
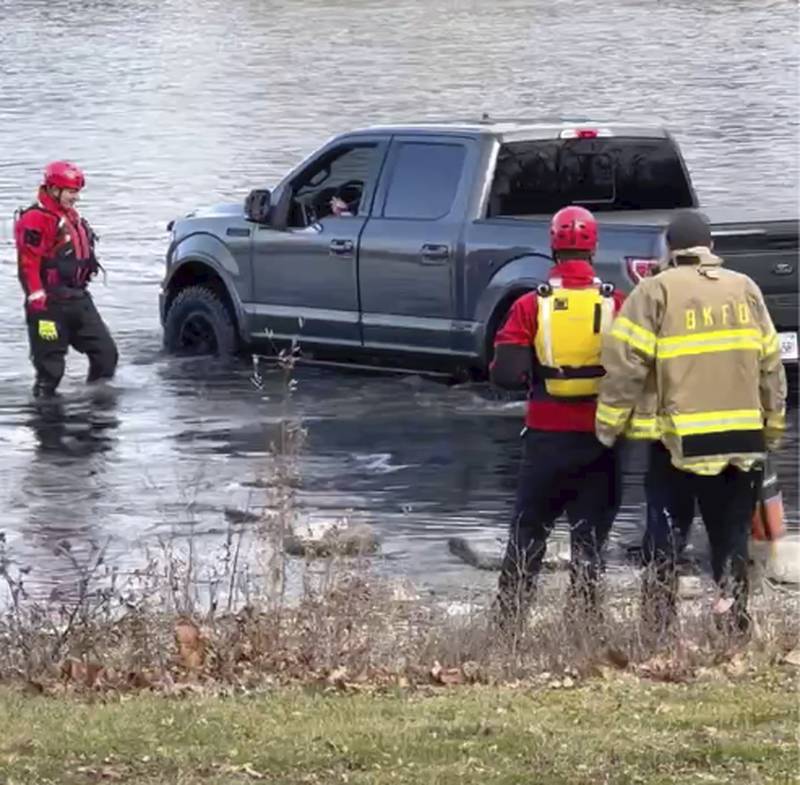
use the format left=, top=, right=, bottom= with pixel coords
left=483, top=290, right=532, bottom=373
left=163, top=285, right=238, bottom=356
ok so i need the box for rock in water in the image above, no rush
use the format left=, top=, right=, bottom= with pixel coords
left=284, top=522, right=379, bottom=558
left=448, top=537, right=503, bottom=570
left=678, top=576, right=704, bottom=599
left=334, top=523, right=380, bottom=555
left=448, top=536, right=571, bottom=572
left=754, top=537, right=800, bottom=585
left=224, top=507, right=261, bottom=524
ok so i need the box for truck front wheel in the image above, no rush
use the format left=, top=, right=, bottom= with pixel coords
left=163, top=285, right=237, bottom=356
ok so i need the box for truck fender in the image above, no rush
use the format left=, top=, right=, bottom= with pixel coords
left=473, top=253, right=552, bottom=365
left=170, top=231, right=243, bottom=279
left=164, top=233, right=248, bottom=341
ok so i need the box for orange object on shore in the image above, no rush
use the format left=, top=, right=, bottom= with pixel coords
left=751, top=457, right=785, bottom=541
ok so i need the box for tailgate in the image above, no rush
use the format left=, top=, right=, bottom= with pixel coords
left=710, top=220, right=798, bottom=333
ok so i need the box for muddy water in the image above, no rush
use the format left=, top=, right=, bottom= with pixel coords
left=0, top=0, right=797, bottom=597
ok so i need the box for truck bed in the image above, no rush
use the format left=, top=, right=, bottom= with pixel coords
left=706, top=216, right=798, bottom=333
left=508, top=210, right=797, bottom=321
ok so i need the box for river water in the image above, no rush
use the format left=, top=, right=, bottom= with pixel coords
left=0, top=0, right=797, bottom=598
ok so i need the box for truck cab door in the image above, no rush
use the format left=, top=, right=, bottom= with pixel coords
left=357, top=136, right=476, bottom=356
left=249, top=138, right=387, bottom=348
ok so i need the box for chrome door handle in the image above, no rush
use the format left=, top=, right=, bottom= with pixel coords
left=329, top=239, right=354, bottom=256
left=421, top=243, right=450, bottom=264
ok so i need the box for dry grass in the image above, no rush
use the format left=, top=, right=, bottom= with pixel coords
left=1, top=543, right=797, bottom=696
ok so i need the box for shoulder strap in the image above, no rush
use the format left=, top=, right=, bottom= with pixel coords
left=537, top=293, right=555, bottom=366
left=80, top=216, right=99, bottom=245
left=18, top=202, right=64, bottom=230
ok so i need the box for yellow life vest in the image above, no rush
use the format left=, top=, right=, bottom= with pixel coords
left=533, top=277, right=615, bottom=398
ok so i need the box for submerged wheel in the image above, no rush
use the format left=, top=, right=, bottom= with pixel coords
left=163, top=285, right=237, bottom=356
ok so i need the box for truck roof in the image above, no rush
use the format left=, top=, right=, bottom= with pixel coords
left=348, top=117, right=671, bottom=143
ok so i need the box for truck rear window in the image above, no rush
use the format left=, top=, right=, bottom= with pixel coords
left=487, top=137, right=695, bottom=217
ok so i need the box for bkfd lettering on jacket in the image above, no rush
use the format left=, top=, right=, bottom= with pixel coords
left=533, top=277, right=615, bottom=399
left=684, top=302, right=751, bottom=331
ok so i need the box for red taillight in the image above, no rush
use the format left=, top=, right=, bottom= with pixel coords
left=560, top=127, right=611, bottom=139
left=625, top=257, right=660, bottom=284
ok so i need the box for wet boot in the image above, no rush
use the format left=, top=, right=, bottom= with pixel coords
left=32, top=379, right=59, bottom=399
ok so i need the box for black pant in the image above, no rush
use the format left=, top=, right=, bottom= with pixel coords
left=497, top=430, right=621, bottom=621
left=643, top=440, right=697, bottom=566
left=643, top=441, right=757, bottom=633
left=26, top=295, right=118, bottom=395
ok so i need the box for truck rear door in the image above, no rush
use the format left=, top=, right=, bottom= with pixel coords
left=357, top=135, right=478, bottom=355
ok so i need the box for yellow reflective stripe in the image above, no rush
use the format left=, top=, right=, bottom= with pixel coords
left=657, top=329, right=761, bottom=348
left=765, top=412, right=786, bottom=430
left=539, top=297, right=554, bottom=366
left=625, top=416, right=659, bottom=439
left=596, top=402, right=630, bottom=427
left=762, top=332, right=780, bottom=356
left=678, top=454, right=762, bottom=476
left=670, top=408, right=762, bottom=424
left=610, top=317, right=656, bottom=357
left=677, top=457, right=730, bottom=476
left=660, top=409, right=763, bottom=436
left=656, top=328, right=762, bottom=359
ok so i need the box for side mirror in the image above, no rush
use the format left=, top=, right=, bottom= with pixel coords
left=244, top=188, right=272, bottom=224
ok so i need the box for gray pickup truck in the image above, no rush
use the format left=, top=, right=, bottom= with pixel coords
left=160, top=118, right=798, bottom=377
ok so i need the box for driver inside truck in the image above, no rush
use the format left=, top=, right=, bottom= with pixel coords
left=327, top=180, right=363, bottom=218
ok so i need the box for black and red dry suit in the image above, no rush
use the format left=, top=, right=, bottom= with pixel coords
left=15, top=188, right=117, bottom=395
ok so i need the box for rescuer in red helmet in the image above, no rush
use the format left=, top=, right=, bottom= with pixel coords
left=490, top=205, right=626, bottom=629
left=14, top=161, right=118, bottom=397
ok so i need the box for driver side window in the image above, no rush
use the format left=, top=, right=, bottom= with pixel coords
left=288, top=144, right=377, bottom=228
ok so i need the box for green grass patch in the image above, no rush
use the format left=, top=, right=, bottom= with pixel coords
left=0, top=669, right=797, bottom=784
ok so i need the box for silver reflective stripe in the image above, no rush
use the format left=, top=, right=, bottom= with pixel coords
left=600, top=296, right=614, bottom=334
left=539, top=296, right=555, bottom=366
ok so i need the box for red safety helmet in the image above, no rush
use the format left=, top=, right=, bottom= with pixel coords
left=43, top=161, right=85, bottom=191
left=550, top=205, right=598, bottom=253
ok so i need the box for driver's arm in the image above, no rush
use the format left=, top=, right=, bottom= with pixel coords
left=330, top=196, right=353, bottom=217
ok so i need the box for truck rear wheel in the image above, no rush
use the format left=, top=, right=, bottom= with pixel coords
left=163, top=285, right=237, bottom=356
left=483, top=289, right=532, bottom=375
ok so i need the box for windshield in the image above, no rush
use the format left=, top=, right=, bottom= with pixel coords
left=487, top=136, right=695, bottom=217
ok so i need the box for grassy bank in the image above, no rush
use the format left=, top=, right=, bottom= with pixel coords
left=0, top=667, right=796, bottom=785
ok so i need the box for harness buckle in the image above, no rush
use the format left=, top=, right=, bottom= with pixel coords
left=599, top=282, right=615, bottom=297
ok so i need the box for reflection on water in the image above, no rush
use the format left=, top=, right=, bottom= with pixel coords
left=1, top=357, right=796, bottom=597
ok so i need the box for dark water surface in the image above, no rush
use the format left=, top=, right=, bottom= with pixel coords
left=0, top=0, right=797, bottom=596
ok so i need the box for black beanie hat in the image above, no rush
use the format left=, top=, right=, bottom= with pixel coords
left=666, top=210, right=712, bottom=250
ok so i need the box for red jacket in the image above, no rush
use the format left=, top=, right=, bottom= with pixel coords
left=15, top=188, right=96, bottom=298
left=493, top=259, right=625, bottom=432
